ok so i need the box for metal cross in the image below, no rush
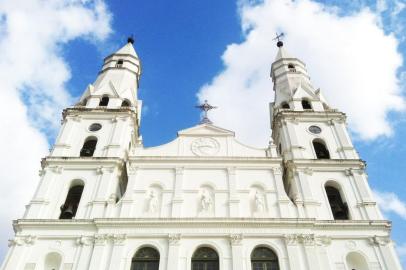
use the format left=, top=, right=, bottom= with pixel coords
left=195, top=100, right=217, bottom=124
left=127, top=34, right=135, bottom=44
left=273, top=32, right=284, bottom=47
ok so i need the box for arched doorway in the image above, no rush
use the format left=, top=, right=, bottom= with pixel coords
left=131, top=247, right=160, bottom=270
left=192, top=247, right=219, bottom=270
left=251, top=246, right=279, bottom=270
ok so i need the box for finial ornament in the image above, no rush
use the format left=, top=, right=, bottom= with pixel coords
left=195, top=100, right=217, bottom=124
left=273, top=32, right=284, bottom=47
left=127, top=35, right=135, bottom=44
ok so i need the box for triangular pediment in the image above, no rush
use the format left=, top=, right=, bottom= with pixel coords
left=97, top=81, right=120, bottom=97
left=178, top=124, right=235, bottom=137
left=292, top=83, right=319, bottom=100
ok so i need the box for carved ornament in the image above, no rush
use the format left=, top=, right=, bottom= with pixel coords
left=229, top=234, right=243, bottom=245
left=168, top=234, right=181, bottom=245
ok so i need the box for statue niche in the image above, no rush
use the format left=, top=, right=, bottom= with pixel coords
left=145, top=186, right=161, bottom=216
left=251, top=187, right=267, bottom=217
left=198, top=186, right=214, bottom=217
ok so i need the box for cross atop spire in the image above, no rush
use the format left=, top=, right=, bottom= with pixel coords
left=273, top=32, right=284, bottom=48
left=127, top=35, right=135, bottom=44
left=195, top=100, right=217, bottom=124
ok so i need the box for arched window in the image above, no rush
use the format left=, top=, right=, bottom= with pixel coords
left=346, top=252, right=368, bottom=270
left=44, top=252, right=62, bottom=270
left=60, top=182, right=84, bottom=219
left=131, top=247, right=160, bottom=270
left=192, top=247, right=219, bottom=270
left=302, top=99, right=312, bottom=110
left=288, top=63, right=296, bottom=72
left=116, top=59, right=124, bottom=68
left=325, top=185, right=349, bottom=220
left=80, top=137, right=97, bottom=157
left=251, top=247, right=279, bottom=270
left=121, top=99, right=131, bottom=107
left=281, top=102, right=290, bottom=109
left=99, top=96, right=109, bottom=106
left=313, top=139, right=330, bottom=159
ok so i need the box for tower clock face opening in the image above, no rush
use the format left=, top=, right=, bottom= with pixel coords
left=309, top=125, right=322, bottom=134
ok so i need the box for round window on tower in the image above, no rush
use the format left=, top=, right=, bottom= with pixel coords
left=309, top=125, right=322, bottom=134
left=89, top=123, right=102, bottom=132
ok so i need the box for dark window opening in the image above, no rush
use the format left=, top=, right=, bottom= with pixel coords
left=116, top=59, right=124, bottom=68
left=192, top=247, right=219, bottom=270
left=131, top=247, right=160, bottom=270
left=281, top=102, right=290, bottom=109
left=302, top=99, right=312, bottom=110
left=313, top=140, right=330, bottom=159
left=59, top=184, right=84, bottom=219
left=80, top=137, right=97, bottom=157
left=251, top=247, right=279, bottom=270
left=121, top=100, right=131, bottom=107
left=288, top=63, right=296, bottom=72
left=326, top=186, right=349, bottom=220
left=89, top=123, right=102, bottom=132
left=99, top=96, right=109, bottom=106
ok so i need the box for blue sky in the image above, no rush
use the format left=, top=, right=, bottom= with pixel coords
left=0, top=0, right=405, bottom=267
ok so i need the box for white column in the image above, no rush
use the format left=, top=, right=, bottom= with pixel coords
left=108, top=235, right=127, bottom=270
left=284, top=235, right=304, bottom=270
left=88, top=167, right=112, bottom=218
left=74, top=236, right=94, bottom=270
left=302, top=236, right=321, bottom=270
left=166, top=234, right=181, bottom=270
left=370, top=236, right=403, bottom=270
left=315, top=236, right=332, bottom=270
left=229, top=234, right=244, bottom=270
left=88, top=235, right=108, bottom=270
left=348, top=169, right=380, bottom=220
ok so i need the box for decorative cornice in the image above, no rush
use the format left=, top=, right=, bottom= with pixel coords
left=8, top=235, right=36, bottom=247
left=284, top=234, right=330, bottom=246
left=369, top=235, right=391, bottom=246
left=76, top=236, right=94, bottom=246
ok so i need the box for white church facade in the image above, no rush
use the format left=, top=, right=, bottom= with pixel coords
left=0, top=37, right=403, bottom=270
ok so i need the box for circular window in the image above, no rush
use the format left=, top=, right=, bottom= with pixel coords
left=89, top=123, right=102, bottom=132
left=309, top=125, right=322, bottom=134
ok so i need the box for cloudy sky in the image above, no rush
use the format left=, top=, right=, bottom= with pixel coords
left=0, top=0, right=405, bottom=267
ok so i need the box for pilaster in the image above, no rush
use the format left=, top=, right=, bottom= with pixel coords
left=229, top=234, right=244, bottom=270
left=166, top=234, right=181, bottom=270
left=88, top=234, right=109, bottom=270
left=108, top=234, right=127, bottom=270
left=171, top=167, right=184, bottom=217
left=284, top=234, right=303, bottom=270
left=227, top=167, right=240, bottom=217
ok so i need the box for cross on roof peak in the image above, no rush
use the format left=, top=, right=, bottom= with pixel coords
left=273, top=32, right=284, bottom=48
left=195, top=100, right=217, bottom=124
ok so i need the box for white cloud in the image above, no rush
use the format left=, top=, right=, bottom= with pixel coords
left=198, top=0, right=404, bottom=146
left=0, top=0, right=111, bottom=261
left=373, top=190, right=406, bottom=219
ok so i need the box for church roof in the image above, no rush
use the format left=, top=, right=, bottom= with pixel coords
left=274, top=46, right=293, bottom=61
left=115, top=42, right=139, bottom=58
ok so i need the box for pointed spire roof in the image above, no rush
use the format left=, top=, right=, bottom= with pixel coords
left=274, top=44, right=293, bottom=61
left=115, top=40, right=139, bottom=58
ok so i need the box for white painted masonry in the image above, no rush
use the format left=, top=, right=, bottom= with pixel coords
left=0, top=40, right=402, bottom=270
